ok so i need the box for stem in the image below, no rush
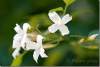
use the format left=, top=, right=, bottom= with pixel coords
left=63, top=4, right=68, bottom=15
left=69, top=35, right=86, bottom=38
left=35, top=24, right=42, bottom=34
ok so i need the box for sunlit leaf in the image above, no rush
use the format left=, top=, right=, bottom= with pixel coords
left=49, top=7, right=63, bottom=12
left=11, top=52, right=27, bottom=66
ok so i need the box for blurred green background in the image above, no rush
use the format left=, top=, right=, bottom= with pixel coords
left=0, top=0, right=99, bottom=66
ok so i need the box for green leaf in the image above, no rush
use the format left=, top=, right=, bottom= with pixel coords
left=63, top=0, right=75, bottom=6
left=49, top=7, right=63, bottom=12
left=11, top=52, right=27, bottom=66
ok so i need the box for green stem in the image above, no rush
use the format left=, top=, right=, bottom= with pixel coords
left=69, top=35, right=86, bottom=38
left=63, top=4, right=68, bottom=15
left=35, top=24, right=42, bottom=34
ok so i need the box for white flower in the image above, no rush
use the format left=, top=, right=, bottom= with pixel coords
left=12, top=23, right=31, bottom=59
left=25, top=35, right=48, bottom=63
left=48, top=11, right=72, bottom=36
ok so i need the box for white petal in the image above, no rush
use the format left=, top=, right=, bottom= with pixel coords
left=25, top=39, right=38, bottom=50
left=13, top=34, right=23, bottom=48
left=40, top=47, right=48, bottom=58
left=12, top=48, right=20, bottom=59
left=21, top=34, right=27, bottom=49
left=59, top=25, right=70, bottom=36
left=23, top=23, right=31, bottom=32
left=33, top=49, right=40, bottom=63
left=48, top=11, right=62, bottom=24
left=37, top=35, right=43, bottom=41
left=62, top=14, right=72, bottom=24
left=14, top=24, right=23, bottom=33
left=36, top=35, right=43, bottom=45
left=48, top=24, right=58, bottom=33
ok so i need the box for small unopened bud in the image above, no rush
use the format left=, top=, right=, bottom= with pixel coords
left=78, top=38, right=85, bottom=44
left=88, top=34, right=98, bottom=41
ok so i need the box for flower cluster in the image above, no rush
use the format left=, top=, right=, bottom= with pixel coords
left=12, top=11, right=72, bottom=63
left=10, top=0, right=99, bottom=65
left=12, top=23, right=48, bottom=63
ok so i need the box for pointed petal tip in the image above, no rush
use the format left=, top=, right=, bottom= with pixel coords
left=44, top=55, right=48, bottom=58
left=41, top=53, right=48, bottom=58
left=33, top=50, right=40, bottom=63
left=12, top=53, right=16, bottom=59
left=15, top=23, right=18, bottom=26
left=33, top=55, right=38, bottom=63
left=34, top=59, right=38, bottom=63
